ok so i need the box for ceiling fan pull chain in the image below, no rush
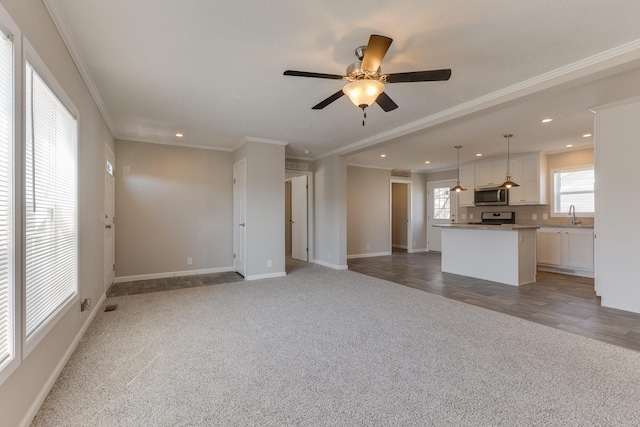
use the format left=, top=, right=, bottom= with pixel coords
left=362, top=108, right=367, bottom=126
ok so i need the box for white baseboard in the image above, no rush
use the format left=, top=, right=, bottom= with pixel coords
left=115, top=266, right=234, bottom=283
left=412, top=248, right=428, bottom=253
left=392, top=244, right=407, bottom=249
left=20, top=293, right=107, bottom=427
left=311, top=259, right=349, bottom=270
left=347, top=252, right=391, bottom=259
left=244, top=272, right=287, bottom=281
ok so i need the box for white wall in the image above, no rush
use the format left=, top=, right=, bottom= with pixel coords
left=410, top=172, right=428, bottom=251
left=114, top=140, right=233, bottom=280
left=593, top=97, right=640, bottom=313
left=0, top=0, right=112, bottom=425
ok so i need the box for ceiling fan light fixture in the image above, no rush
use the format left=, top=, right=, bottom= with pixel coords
left=342, top=80, right=384, bottom=109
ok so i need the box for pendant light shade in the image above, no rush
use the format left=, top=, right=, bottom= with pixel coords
left=451, top=145, right=466, bottom=192
left=500, top=133, right=519, bottom=189
left=342, top=80, right=384, bottom=108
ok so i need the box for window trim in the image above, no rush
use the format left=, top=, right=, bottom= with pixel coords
left=22, top=38, right=79, bottom=358
left=550, top=164, right=595, bottom=218
left=0, top=3, right=19, bottom=387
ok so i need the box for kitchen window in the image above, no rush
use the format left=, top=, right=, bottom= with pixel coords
left=551, top=166, right=594, bottom=216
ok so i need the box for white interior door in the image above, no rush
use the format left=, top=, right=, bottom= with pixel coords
left=427, top=179, right=457, bottom=252
left=291, top=175, right=308, bottom=261
left=104, top=145, right=115, bottom=292
left=233, top=159, right=246, bottom=277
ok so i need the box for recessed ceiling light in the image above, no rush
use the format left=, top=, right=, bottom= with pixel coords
left=476, top=153, right=482, bottom=157
left=582, top=133, right=592, bottom=138
left=424, top=160, right=430, bottom=164
left=304, top=150, right=311, bottom=154
left=566, top=144, right=574, bottom=148
left=175, top=133, right=183, bottom=137
left=541, top=118, right=553, bottom=123
left=380, top=154, right=386, bottom=158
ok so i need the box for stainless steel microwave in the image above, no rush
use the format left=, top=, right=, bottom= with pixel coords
left=474, top=187, right=508, bottom=206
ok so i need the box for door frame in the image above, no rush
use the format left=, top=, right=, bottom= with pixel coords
left=104, top=144, right=115, bottom=293
left=389, top=178, right=413, bottom=253
left=233, top=158, right=247, bottom=277
left=285, top=170, right=314, bottom=262
left=427, top=179, right=458, bottom=252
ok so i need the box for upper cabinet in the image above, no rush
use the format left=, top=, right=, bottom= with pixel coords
left=458, top=164, right=475, bottom=206
left=508, top=154, right=547, bottom=205
left=474, top=160, right=507, bottom=187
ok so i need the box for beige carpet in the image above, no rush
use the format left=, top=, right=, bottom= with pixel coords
left=32, top=264, right=640, bottom=426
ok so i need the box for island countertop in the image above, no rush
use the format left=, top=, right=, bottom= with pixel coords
left=434, top=223, right=540, bottom=231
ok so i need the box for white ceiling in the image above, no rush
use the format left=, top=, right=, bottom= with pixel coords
left=44, top=0, right=640, bottom=171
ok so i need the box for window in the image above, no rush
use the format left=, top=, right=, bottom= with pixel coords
left=433, top=187, right=451, bottom=219
left=0, top=29, right=13, bottom=373
left=24, top=59, right=78, bottom=344
left=552, top=167, right=594, bottom=215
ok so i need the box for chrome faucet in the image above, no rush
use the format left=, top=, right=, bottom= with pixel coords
left=568, top=204, right=581, bottom=226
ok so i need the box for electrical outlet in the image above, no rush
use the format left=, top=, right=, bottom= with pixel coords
left=461, top=213, right=467, bottom=220
left=328, top=252, right=332, bottom=259
left=187, top=257, right=193, bottom=265
left=543, top=213, right=548, bottom=220
left=532, top=214, right=537, bottom=220
left=469, top=213, right=474, bottom=220
left=267, top=259, right=272, bottom=268
left=366, top=244, right=370, bottom=250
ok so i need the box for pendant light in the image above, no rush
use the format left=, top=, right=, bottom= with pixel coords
left=500, top=133, right=519, bottom=189
left=451, top=145, right=466, bottom=192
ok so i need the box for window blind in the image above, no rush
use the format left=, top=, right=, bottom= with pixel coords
left=0, top=32, right=13, bottom=369
left=25, top=61, right=77, bottom=340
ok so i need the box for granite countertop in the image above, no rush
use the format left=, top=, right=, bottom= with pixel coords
left=434, top=224, right=540, bottom=230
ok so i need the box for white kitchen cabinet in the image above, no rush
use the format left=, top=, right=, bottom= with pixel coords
left=508, top=154, right=548, bottom=205
left=537, top=227, right=594, bottom=277
left=536, top=228, right=562, bottom=265
left=458, top=164, right=475, bottom=206
left=475, top=161, right=507, bottom=187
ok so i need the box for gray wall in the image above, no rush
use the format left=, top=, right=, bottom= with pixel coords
left=0, top=0, right=113, bottom=425
left=233, top=140, right=286, bottom=278
left=315, top=155, right=347, bottom=268
left=114, top=140, right=233, bottom=278
left=347, top=166, right=391, bottom=256
left=392, top=182, right=408, bottom=247
left=410, top=172, right=428, bottom=251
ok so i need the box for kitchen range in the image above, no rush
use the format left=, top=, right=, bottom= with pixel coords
left=434, top=211, right=538, bottom=286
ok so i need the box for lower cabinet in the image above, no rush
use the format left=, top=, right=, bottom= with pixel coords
left=537, top=227, right=594, bottom=277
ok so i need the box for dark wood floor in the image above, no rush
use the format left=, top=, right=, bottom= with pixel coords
left=348, top=249, right=640, bottom=352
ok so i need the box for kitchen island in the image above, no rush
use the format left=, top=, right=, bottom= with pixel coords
left=434, top=224, right=539, bottom=286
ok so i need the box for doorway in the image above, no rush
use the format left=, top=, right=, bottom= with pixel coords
left=104, top=145, right=115, bottom=293
left=427, top=179, right=457, bottom=252
left=285, top=175, right=308, bottom=262
left=390, top=180, right=412, bottom=253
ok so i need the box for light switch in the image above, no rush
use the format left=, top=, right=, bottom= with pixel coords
left=532, top=214, right=537, bottom=220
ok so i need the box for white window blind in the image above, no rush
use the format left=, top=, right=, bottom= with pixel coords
left=25, top=61, right=77, bottom=340
left=0, top=32, right=13, bottom=370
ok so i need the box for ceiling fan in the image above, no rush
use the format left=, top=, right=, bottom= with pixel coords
left=283, top=34, right=452, bottom=124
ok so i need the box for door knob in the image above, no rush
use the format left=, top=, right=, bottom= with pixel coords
left=105, top=224, right=112, bottom=229
left=239, top=223, right=245, bottom=227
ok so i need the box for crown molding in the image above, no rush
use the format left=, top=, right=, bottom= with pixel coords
left=115, top=136, right=233, bottom=152
left=43, top=0, right=117, bottom=137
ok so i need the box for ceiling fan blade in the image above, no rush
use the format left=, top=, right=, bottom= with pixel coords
left=284, top=70, right=345, bottom=80
left=361, top=35, right=393, bottom=72
left=375, top=92, right=398, bottom=112
left=312, top=90, right=345, bottom=109
left=385, top=69, right=452, bottom=83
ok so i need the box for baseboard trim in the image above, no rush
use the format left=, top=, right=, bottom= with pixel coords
left=392, top=244, right=407, bottom=249
left=244, top=272, right=287, bottom=281
left=115, top=266, right=234, bottom=283
left=347, top=252, right=391, bottom=259
left=537, top=265, right=594, bottom=278
left=20, top=293, right=107, bottom=427
left=412, top=248, right=428, bottom=253
left=311, top=259, right=349, bottom=270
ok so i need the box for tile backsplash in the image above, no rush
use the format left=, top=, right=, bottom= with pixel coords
left=460, top=205, right=594, bottom=227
